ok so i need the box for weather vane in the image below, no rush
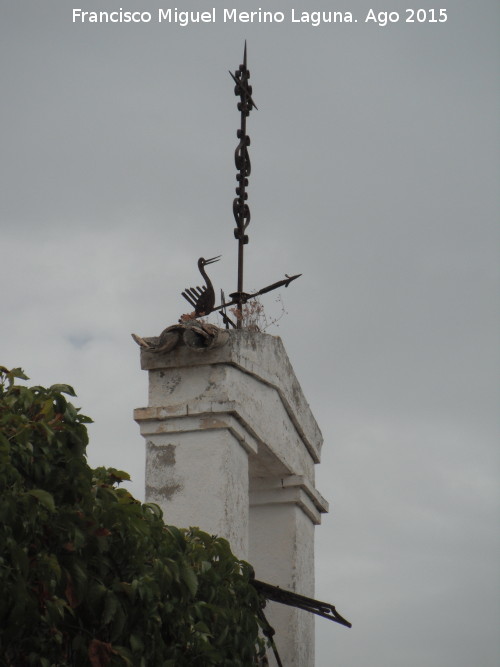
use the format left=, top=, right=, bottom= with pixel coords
left=180, top=43, right=300, bottom=329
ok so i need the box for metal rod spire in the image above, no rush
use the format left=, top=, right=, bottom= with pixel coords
left=231, top=41, right=256, bottom=328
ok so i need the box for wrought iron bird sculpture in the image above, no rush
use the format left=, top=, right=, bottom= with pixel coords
left=182, top=256, right=221, bottom=316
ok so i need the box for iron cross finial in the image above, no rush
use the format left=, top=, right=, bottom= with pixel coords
left=177, top=45, right=301, bottom=328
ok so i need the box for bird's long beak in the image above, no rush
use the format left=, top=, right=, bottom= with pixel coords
left=205, top=255, right=221, bottom=265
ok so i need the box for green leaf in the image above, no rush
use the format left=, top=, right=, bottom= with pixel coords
left=144, top=503, right=163, bottom=519
left=112, top=646, right=134, bottom=666
left=39, top=398, right=55, bottom=417
left=194, top=621, right=212, bottom=635
left=110, top=601, right=127, bottom=641
left=73, top=526, right=86, bottom=549
left=10, top=367, right=29, bottom=381
left=181, top=563, right=198, bottom=597
left=27, top=489, right=56, bottom=512
left=45, top=553, right=62, bottom=581
left=200, top=560, right=212, bottom=574
left=102, top=591, right=119, bottom=625
left=129, top=634, right=144, bottom=653
left=106, top=468, right=131, bottom=482
left=0, top=431, right=11, bottom=451
left=50, top=383, right=76, bottom=396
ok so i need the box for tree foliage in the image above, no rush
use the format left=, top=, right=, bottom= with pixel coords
left=0, top=367, right=266, bottom=666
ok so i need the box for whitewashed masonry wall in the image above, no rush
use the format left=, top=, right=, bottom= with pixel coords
left=135, top=329, right=328, bottom=667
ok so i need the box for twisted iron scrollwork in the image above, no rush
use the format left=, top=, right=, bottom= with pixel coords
left=230, top=42, right=256, bottom=247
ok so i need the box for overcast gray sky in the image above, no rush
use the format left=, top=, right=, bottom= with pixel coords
left=1, top=1, right=499, bottom=665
